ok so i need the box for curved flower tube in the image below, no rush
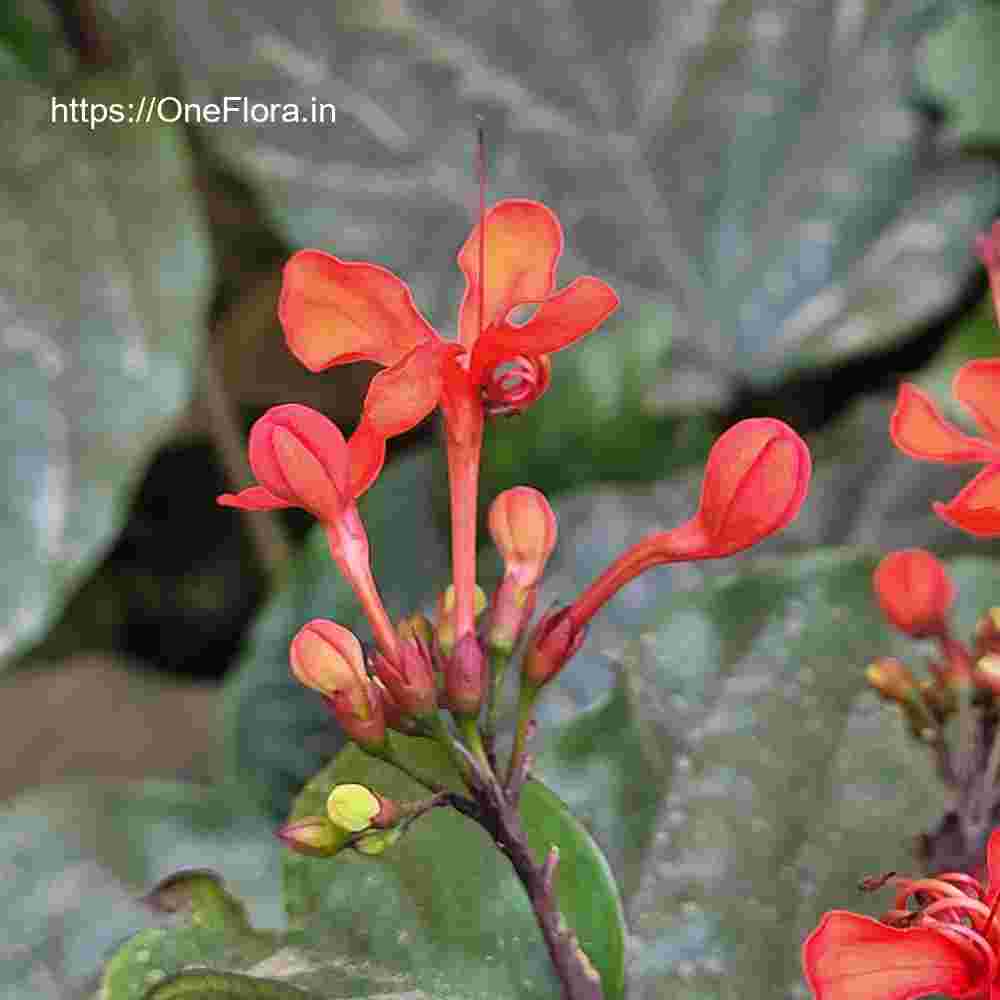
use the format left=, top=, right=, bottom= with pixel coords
left=279, top=199, right=619, bottom=647
left=523, top=418, right=812, bottom=686
left=803, top=828, right=1000, bottom=1000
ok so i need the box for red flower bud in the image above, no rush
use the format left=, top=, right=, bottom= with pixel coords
left=276, top=816, right=349, bottom=858
left=873, top=549, right=954, bottom=638
left=371, top=630, right=437, bottom=719
left=488, top=487, right=557, bottom=589
left=290, top=620, right=385, bottom=749
left=522, top=607, right=587, bottom=689
left=564, top=419, right=811, bottom=634
left=445, top=633, right=488, bottom=717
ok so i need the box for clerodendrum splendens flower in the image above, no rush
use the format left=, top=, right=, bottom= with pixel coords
left=278, top=199, right=619, bottom=647
left=889, top=223, right=1000, bottom=538
left=803, top=828, right=1000, bottom=1000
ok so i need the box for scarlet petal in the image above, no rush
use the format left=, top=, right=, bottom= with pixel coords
left=217, top=486, right=291, bottom=511
left=361, top=341, right=457, bottom=439
left=248, top=405, right=350, bottom=516
left=470, top=276, right=620, bottom=381
left=890, top=383, right=997, bottom=464
left=934, top=464, right=1000, bottom=537
left=347, top=420, right=386, bottom=500
left=457, top=200, right=562, bottom=349
left=954, top=360, right=1000, bottom=444
left=802, top=911, right=984, bottom=1000
left=280, top=249, right=437, bottom=372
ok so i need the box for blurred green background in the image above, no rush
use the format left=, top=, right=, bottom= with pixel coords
left=4, top=0, right=1000, bottom=997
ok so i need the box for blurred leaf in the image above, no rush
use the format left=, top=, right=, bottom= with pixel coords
left=0, top=60, right=211, bottom=667
left=0, top=2, right=61, bottom=81
left=919, top=0, right=1000, bottom=145
left=145, top=972, right=320, bottom=999
left=167, top=0, right=997, bottom=395
left=0, top=780, right=282, bottom=1000
left=284, top=739, right=626, bottom=999
left=221, top=450, right=450, bottom=820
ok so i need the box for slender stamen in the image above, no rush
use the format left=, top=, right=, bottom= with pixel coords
left=477, top=118, right=486, bottom=343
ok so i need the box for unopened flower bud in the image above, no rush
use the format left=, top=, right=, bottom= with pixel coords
left=291, top=620, right=386, bottom=749
left=445, top=632, right=487, bottom=717
left=975, top=608, right=1000, bottom=657
left=437, top=584, right=487, bottom=658
left=872, top=550, right=954, bottom=638
left=277, top=816, right=350, bottom=857
left=353, top=827, right=402, bottom=856
left=372, top=633, right=437, bottom=719
left=489, top=487, right=558, bottom=589
left=522, top=607, right=587, bottom=689
left=976, top=654, right=1000, bottom=695
left=866, top=658, right=917, bottom=703
left=327, top=783, right=398, bottom=832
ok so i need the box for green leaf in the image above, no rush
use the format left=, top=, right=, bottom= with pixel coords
left=169, top=0, right=996, bottom=392
left=145, top=971, right=321, bottom=999
left=0, top=780, right=281, bottom=1000
left=0, top=59, right=210, bottom=667
left=919, top=0, right=1000, bottom=145
left=618, top=549, right=990, bottom=997
left=284, top=738, right=626, bottom=999
left=144, top=972, right=316, bottom=1000
left=222, top=450, right=450, bottom=820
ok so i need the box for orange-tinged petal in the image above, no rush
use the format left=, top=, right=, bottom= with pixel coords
left=934, top=464, right=1000, bottom=537
left=954, top=360, right=1000, bottom=444
left=217, top=485, right=292, bottom=511
left=346, top=420, right=386, bottom=500
left=280, top=249, right=438, bottom=372
left=457, top=200, right=562, bottom=349
left=470, top=276, right=620, bottom=381
left=361, top=341, right=458, bottom=439
left=890, top=384, right=998, bottom=464
left=802, top=911, right=984, bottom=1000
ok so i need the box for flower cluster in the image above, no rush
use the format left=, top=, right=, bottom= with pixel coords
left=219, top=196, right=812, bottom=998
left=220, top=198, right=811, bottom=759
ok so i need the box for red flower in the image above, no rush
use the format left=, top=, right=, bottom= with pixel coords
left=279, top=199, right=619, bottom=645
left=803, top=828, right=1000, bottom=1000
left=873, top=549, right=955, bottom=639
left=278, top=198, right=619, bottom=460
left=890, top=366, right=1000, bottom=537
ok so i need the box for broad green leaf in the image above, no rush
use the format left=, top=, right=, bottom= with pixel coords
left=222, top=450, right=450, bottom=820
left=168, top=0, right=996, bottom=394
left=0, top=780, right=281, bottom=1000
left=1, top=56, right=211, bottom=666
left=145, top=971, right=321, bottom=999
left=284, top=738, right=626, bottom=1000
left=919, top=0, right=1000, bottom=145
left=621, top=550, right=991, bottom=998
